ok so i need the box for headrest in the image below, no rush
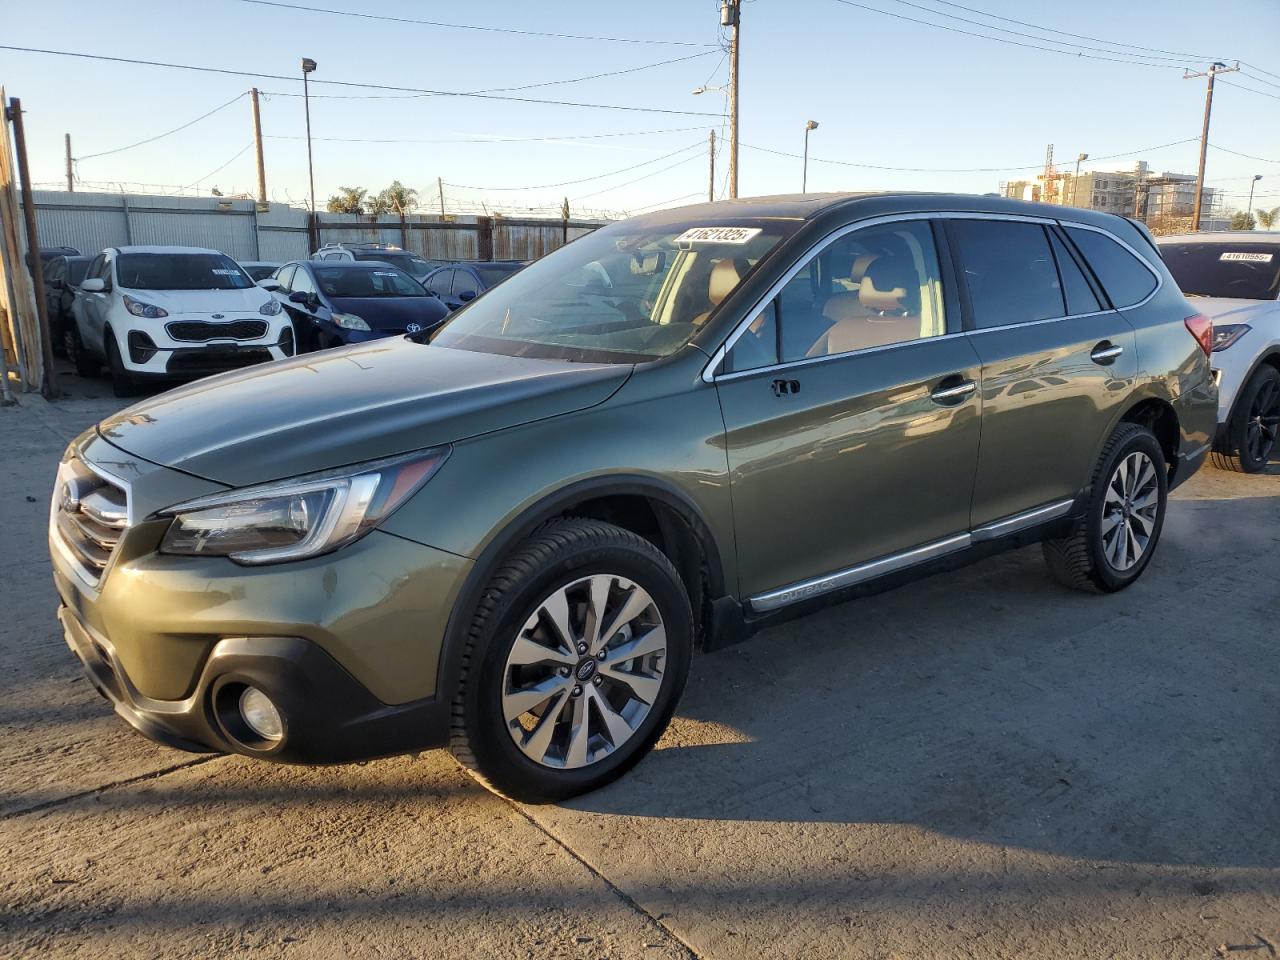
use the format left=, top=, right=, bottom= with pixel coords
left=708, top=258, right=744, bottom=307
left=850, top=253, right=879, bottom=283
left=859, top=257, right=912, bottom=312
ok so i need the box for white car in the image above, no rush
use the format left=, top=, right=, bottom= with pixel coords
left=70, top=245, right=295, bottom=397
left=1158, top=231, right=1280, bottom=472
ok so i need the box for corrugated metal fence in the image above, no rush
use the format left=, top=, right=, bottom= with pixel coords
left=27, top=190, right=605, bottom=264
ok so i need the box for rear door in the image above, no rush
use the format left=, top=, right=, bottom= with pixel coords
left=714, top=217, right=984, bottom=604
left=81, top=254, right=113, bottom=353
left=947, top=216, right=1139, bottom=528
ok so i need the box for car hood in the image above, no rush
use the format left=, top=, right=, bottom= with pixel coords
left=328, top=295, right=449, bottom=330
left=119, top=286, right=273, bottom=315
left=96, top=339, right=632, bottom=487
left=1188, top=297, right=1280, bottom=326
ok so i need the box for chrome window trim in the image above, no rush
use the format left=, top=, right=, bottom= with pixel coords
left=713, top=330, right=968, bottom=384
left=701, top=211, right=1161, bottom=383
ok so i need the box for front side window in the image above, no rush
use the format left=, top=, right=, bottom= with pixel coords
left=314, top=267, right=427, bottom=298
left=425, top=269, right=453, bottom=298
left=274, top=264, right=297, bottom=290
left=1159, top=242, right=1280, bottom=301
left=453, top=270, right=479, bottom=297
left=115, top=253, right=253, bottom=291
left=290, top=267, right=317, bottom=297
left=725, top=219, right=948, bottom=372
left=431, top=219, right=794, bottom=363
left=68, top=259, right=91, bottom=285
left=1066, top=227, right=1158, bottom=307
left=950, top=220, right=1064, bottom=329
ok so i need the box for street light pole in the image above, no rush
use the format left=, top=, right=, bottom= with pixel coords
left=1072, top=152, right=1088, bottom=207
left=301, top=58, right=317, bottom=217
left=1247, top=174, right=1262, bottom=222
left=802, top=121, right=819, bottom=193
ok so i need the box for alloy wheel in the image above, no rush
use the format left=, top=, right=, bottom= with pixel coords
left=1100, top=450, right=1160, bottom=572
left=1245, top=377, right=1280, bottom=465
left=501, top=574, right=666, bottom=770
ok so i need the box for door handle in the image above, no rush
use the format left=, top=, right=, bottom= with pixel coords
left=930, top=377, right=977, bottom=405
left=770, top=378, right=801, bottom=397
left=1091, top=341, right=1124, bottom=365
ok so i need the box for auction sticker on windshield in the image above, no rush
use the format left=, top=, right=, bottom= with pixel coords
left=675, top=226, right=763, bottom=244
left=1220, top=252, right=1274, bottom=262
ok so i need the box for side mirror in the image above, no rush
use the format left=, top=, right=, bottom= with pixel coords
left=257, top=279, right=281, bottom=291
left=288, top=290, right=310, bottom=304
left=80, top=278, right=105, bottom=293
left=458, top=289, right=477, bottom=303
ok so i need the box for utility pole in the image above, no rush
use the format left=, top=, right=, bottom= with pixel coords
left=437, top=177, right=445, bottom=216
left=250, top=87, right=267, bottom=204
left=1185, top=61, right=1238, bottom=231
left=722, top=0, right=740, bottom=199
left=64, top=134, right=73, bottom=192
left=802, top=120, right=819, bottom=193
left=708, top=129, right=716, bottom=202
left=8, top=98, right=58, bottom=398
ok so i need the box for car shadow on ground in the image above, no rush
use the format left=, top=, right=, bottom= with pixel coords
left=562, top=493, right=1280, bottom=871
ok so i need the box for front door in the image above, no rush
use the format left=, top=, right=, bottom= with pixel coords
left=714, top=218, right=983, bottom=603
left=945, top=218, right=1140, bottom=527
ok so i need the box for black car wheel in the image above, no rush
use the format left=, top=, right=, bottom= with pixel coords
left=105, top=333, right=138, bottom=398
left=450, top=518, right=692, bottom=803
left=1211, top=365, right=1280, bottom=473
left=66, top=325, right=99, bottom=378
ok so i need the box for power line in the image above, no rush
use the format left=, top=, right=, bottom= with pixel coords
left=1217, top=78, right=1280, bottom=101
left=915, top=0, right=1226, bottom=60
left=259, top=51, right=717, bottom=101
left=572, top=153, right=705, bottom=202
left=76, top=91, right=247, bottom=161
left=264, top=125, right=709, bottom=145
left=828, top=0, right=1191, bottom=69
left=0, top=45, right=722, bottom=117
left=234, top=0, right=715, bottom=46
left=1209, top=143, right=1280, bottom=164
left=446, top=141, right=704, bottom=191
left=1239, top=61, right=1280, bottom=83
left=627, top=190, right=705, bottom=213
left=185, top=142, right=254, bottom=189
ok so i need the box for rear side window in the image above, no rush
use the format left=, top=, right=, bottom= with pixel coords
left=1048, top=229, right=1102, bottom=315
left=949, top=220, right=1063, bottom=329
left=1065, top=227, right=1157, bottom=307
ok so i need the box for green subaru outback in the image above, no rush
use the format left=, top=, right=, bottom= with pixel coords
left=51, top=194, right=1217, bottom=801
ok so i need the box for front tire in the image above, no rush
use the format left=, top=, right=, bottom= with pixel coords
left=1043, top=422, right=1168, bottom=593
left=66, top=325, right=99, bottom=378
left=105, top=332, right=137, bottom=398
left=450, top=518, right=692, bottom=803
left=1211, top=365, right=1280, bottom=473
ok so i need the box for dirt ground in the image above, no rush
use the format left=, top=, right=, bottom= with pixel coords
left=2, top=373, right=1278, bottom=959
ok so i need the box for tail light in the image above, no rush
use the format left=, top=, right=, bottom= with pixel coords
left=1184, top=313, right=1213, bottom=357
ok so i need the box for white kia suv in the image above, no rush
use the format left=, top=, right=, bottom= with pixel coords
left=70, top=246, right=295, bottom=396
left=1158, top=231, right=1280, bottom=472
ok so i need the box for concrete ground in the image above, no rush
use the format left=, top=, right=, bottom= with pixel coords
left=2, top=371, right=1278, bottom=959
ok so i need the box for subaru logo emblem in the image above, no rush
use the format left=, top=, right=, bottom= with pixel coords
left=406, top=322, right=422, bottom=334
left=575, top=659, right=598, bottom=682
left=211, top=314, right=225, bottom=319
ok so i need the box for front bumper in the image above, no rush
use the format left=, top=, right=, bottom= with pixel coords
left=113, top=317, right=294, bottom=377
left=51, top=433, right=472, bottom=762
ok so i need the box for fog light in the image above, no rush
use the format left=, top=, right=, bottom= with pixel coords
left=238, top=686, right=283, bottom=741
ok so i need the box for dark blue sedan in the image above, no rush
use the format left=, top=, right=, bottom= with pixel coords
left=267, top=260, right=450, bottom=352
left=422, top=260, right=527, bottom=311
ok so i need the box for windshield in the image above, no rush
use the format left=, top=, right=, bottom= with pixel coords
left=1161, top=243, right=1280, bottom=301
left=430, top=220, right=793, bottom=362
left=241, top=263, right=279, bottom=282
left=314, top=266, right=428, bottom=298
left=116, top=253, right=253, bottom=291
left=476, top=264, right=523, bottom=287
left=353, top=251, right=426, bottom=274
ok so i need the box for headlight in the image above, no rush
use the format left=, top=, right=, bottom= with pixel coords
left=259, top=298, right=282, bottom=316
left=1210, top=323, right=1251, bottom=352
left=155, top=448, right=449, bottom=564
left=123, top=295, right=168, bottom=319
left=332, top=312, right=371, bottom=331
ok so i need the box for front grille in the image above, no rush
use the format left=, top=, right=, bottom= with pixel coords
left=52, top=460, right=128, bottom=586
left=165, top=319, right=268, bottom=342
left=166, top=348, right=273, bottom=375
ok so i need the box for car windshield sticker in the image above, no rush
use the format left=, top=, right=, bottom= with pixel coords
left=674, top=226, right=763, bottom=245
left=211, top=268, right=239, bottom=275
left=1219, top=252, right=1273, bottom=262
left=373, top=271, right=398, bottom=277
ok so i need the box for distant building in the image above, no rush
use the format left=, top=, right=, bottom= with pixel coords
left=1000, top=161, right=1221, bottom=231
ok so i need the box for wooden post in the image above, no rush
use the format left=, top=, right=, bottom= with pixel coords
left=64, top=133, right=73, bottom=192
left=477, top=216, right=493, bottom=261
left=250, top=88, right=267, bottom=204
left=7, top=97, right=57, bottom=398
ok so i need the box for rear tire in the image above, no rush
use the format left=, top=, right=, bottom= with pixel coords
left=449, top=518, right=692, bottom=803
left=1043, top=422, right=1168, bottom=593
left=1210, top=365, right=1280, bottom=473
left=66, top=326, right=99, bottom=378
left=105, top=333, right=137, bottom=398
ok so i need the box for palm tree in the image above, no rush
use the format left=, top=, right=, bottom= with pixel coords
left=375, top=181, right=419, bottom=218
left=326, top=186, right=367, bottom=214
left=1255, top=206, right=1279, bottom=230
left=1231, top=211, right=1257, bottom=231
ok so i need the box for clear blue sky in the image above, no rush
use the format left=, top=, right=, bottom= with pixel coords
left=2, top=0, right=1278, bottom=218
